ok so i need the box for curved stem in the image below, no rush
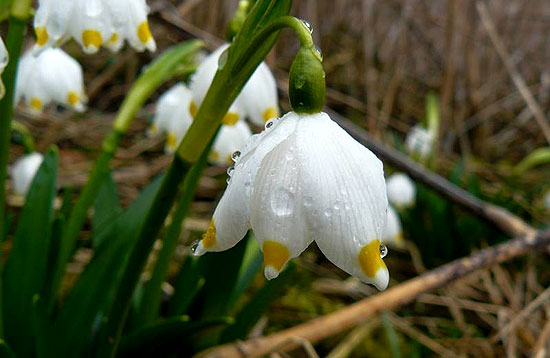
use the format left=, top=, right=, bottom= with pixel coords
left=11, top=121, right=35, bottom=153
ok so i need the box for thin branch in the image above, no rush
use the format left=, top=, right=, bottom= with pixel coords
left=476, top=1, right=550, bottom=145
left=196, top=229, right=550, bottom=358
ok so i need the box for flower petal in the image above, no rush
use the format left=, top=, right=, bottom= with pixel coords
left=296, top=113, right=389, bottom=290
left=238, top=61, right=279, bottom=126
left=194, top=112, right=299, bottom=256
left=386, top=172, right=416, bottom=209
left=383, top=205, right=404, bottom=248
left=250, top=132, right=313, bottom=280
left=209, top=120, right=252, bottom=166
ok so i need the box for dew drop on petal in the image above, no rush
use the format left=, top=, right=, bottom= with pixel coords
left=191, top=240, right=200, bottom=253
left=380, top=244, right=388, bottom=258
left=231, top=150, right=241, bottom=162
left=270, top=187, right=295, bottom=216
left=300, top=19, right=314, bottom=33
left=226, top=177, right=231, bottom=184
left=218, top=48, right=229, bottom=69
left=227, top=166, right=235, bottom=176
left=265, top=119, right=275, bottom=129
left=314, top=46, right=323, bottom=61
left=303, top=196, right=313, bottom=207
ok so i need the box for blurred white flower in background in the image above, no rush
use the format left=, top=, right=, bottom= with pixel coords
left=405, top=124, right=434, bottom=159
left=386, top=172, right=416, bottom=209
left=0, top=36, right=8, bottom=99
left=383, top=205, right=404, bottom=248
left=33, top=0, right=156, bottom=54
left=10, top=153, right=44, bottom=197
left=194, top=111, right=390, bottom=291
left=16, top=48, right=86, bottom=114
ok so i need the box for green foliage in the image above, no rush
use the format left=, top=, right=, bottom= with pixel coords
left=2, top=149, right=58, bottom=357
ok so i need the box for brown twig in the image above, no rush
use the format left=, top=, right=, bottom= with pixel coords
left=196, top=229, right=550, bottom=358
left=476, top=1, right=550, bottom=145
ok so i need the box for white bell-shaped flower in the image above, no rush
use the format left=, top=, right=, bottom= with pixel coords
left=34, top=0, right=155, bottom=54
left=237, top=61, right=279, bottom=126
left=383, top=205, right=404, bottom=248
left=16, top=48, right=86, bottom=114
left=209, top=120, right=252, bottom=165
left=194, top=112, right=389, bottom=290
left=10, top=153, right=44, bottom=197
left=386, top=173, right=416, bottom=209
left=0, top=36, right=8, bottom=99
left=405, top=124, right=434, bottom=159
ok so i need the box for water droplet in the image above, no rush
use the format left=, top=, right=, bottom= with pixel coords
left=191, top=240, right=200, bottom=253
left=227, top=166, right=235, bottom=176
left=324, top=209, right=332, bottom=217
left=295, top=74, right=306, bottom=89
left=380, top=244, right=388, bottom=258
left=300, top=19, right=313, bottom=33
left=314, top=46, right=323, bottom=61
left=231, top=150, right=241, bottom=162
left=265, top=119, right=275, bottom=129
left=218, top=48, right=229, bottom=69
left=333, top=201, right=341, bottom=211
left=270, top=187, right=295, bottom=216
left=226, top=177, right=231, bottom=184
left=303, top=196, right=313, bottom=207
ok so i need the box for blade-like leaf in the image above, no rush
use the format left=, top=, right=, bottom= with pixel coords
left=92, top=171, right=120, bottom=242
left=226, top=235, right=263, bottom=310
left=47, top=176, right=162, bottom=358
left=2, top=149, right=58, bottom=357
left=219, top=262, right=295, bottom=343
left=167, top=255, right=205, bottom=317
left=514, top=147, right=550, bottom=174
left=118, top=317, right=231, bottom=358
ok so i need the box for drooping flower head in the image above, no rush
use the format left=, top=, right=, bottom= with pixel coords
left=34, top=0, right=156, bottom=54
left=405, top=124, right=434, bottom=159
left=10, top=153, right=44, bottom=197
left=16, top=48, right=86, bottom=114
left=195, top=112, right=389, bottom=290
left=386, top=172, right=416, bottom=209
left=383, top=205, right=405, bottom=248
left=0, top=36, right=8, bottom=99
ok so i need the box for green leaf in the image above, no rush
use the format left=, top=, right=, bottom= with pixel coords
left=167, top=255, right=204, bottom=317
left=2, top=149, right=58, bottom=357
left=47, top=176, right=163, bottom=358
left=220, top=262, right=295, bottom=343
left=382, top=312, right=401, bottom=358
left=92, top=171, right=120, bottom=244
left=514, top=147, right=550, bottom=174
left=226, top=235, right=263, bottom=310
left=0, top=339, right=15, bottom=358
left=118, top=317, right=231, bottom=358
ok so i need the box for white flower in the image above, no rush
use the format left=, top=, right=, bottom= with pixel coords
left=383, top=205, right=404, bottom=248
left=190, top=44, right=279, bottom=127
left=237, top=61, right=279, bottom=126
left=405, top=124, right=434, bottom=159
left=10, top=153, right=44, bottom=197
left=34, top=0, right=155, bottom=54
left=386, top=173, right=416, bottom=209
left=16, top=48, right=86, bottom=114
left=194, top=111, right=389, bottom=290
left=209, top=120, right=252, bottom=165
left=0, top=36, right=7, bottom=99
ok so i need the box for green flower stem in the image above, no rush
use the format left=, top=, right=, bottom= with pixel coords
left=135, top=136, right=213, bottom=327
left=96, top=155, right=191, bottom=358
left=177, top=16, right=314, bottom=163
left=0, top=0, right=33, bottom=337
left=44, top=41, right=203, bottom=313
left=97, top=12, right=317, bottom=357
left=11, top=121, right=35, bottom=153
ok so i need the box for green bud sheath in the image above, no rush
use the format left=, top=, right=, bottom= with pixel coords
left=289, top=46, right=326, bottom=114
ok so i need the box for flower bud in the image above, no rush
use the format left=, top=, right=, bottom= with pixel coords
left=289, top=46, right=326, bottom=114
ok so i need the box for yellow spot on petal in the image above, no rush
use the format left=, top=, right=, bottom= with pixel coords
left=82, top=29, right=102, bottom=49
left=67, top=91, right=79, bottom=106
left=148, top=123, right=158, bottom=136
left=358, top=239, right=387, bottom=279
left=202, top=219, right=216, bottom=248
left=35, top=26, right=49, bottom=46
left=166, top=132, right=177, bottom=149
left=210, top=150, right=220, bottom=162
left=189, top=101, right=197, bottom=118
left=109, top=32, right=118, bottom=44
left=30, top=97, right=43, bottom=111
left=222, top=112, right=239, bottom=126
left=263, top=107, right=278, bottom=122
left=262, top=241, right=290, bottom=272
left=137, top=21, right=153, bottom=44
